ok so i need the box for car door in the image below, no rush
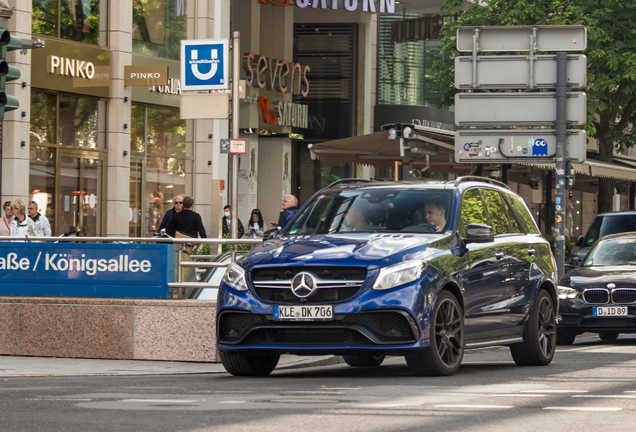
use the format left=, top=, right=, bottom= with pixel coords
left=459, top=188, right=510, bottom=336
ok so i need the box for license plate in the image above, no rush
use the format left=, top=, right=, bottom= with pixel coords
left=274, top=305, right=333, bottom=321
left=593, top=306, right=628, bottom=316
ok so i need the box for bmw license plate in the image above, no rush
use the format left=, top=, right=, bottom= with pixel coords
left=593, top=306, right=628, bottom=316
left=274, top=305, right=333, bottom=321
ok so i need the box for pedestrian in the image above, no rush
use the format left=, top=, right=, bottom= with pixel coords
left=271, top=195, right=298, bottom=228
left=0, top=201, right=12, bottom=236
left=166, top=196, right=207, bottom=239
left=248, top=208, right=265, bottom=239
left=158, top=195, right=183, bottom=232
left=222, top=205, right=245, bottom=238
left=28, top=201, right=52, bottom=237
left=9, top=199, right=36, bottom=239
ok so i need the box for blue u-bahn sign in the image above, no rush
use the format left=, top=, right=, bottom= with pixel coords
left=0, top=243, right=175, bottom=298
left=180, top=39, right=229, bottom=91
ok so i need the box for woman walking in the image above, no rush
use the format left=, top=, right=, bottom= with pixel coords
left=9, top=199, right=36, bottom=239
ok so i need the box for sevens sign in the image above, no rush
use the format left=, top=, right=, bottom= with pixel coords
left=259, top=0, right=290, bottom=5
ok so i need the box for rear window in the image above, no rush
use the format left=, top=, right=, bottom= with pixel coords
left=584, top=214, right=636, bottom=246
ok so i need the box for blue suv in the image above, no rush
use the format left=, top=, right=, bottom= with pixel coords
left=217, top=177, right=558, bottom=376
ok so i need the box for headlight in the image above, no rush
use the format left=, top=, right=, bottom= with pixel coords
left=223, top=262, right=248, bottom=291
left=557, top=285, right=577, bottom=300
left=372, top=260, right=427, bottom=290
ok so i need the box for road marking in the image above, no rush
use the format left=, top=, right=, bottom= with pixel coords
left=218, top=401, right=246, bottom=404
left=573, top=395, right=636, bottom=399
left=435, top=404, right=514, bottom=409
left=520, top=390, right=588, bottom=393
left=490, top=394, right=547, bottom=398
left=121, top=399, right=199, bottom=403
left=544, top=407, right=622, bottom=412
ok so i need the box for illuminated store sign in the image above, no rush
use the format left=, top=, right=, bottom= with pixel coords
left=242, top=53, right=310, bottom=97
left=258, top=97, right=309, bottom=129
left=47, top=55, right=96, bottom=79
left=259, top=0, right=395, bottom=13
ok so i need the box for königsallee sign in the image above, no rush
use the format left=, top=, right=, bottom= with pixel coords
left=0, top=243, right=175, bottom=298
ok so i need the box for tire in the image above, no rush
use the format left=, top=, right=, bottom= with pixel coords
left=343, top=354, right=386, bottom=367
left=406, top=291, right=464, bottom=376
left=510, top=290, right=556, bottom=366
left=556, top=332, right=576, bottom=345
left=219, top=351, right=280, bottom=376
left=598, top=332, right=619, bottom=341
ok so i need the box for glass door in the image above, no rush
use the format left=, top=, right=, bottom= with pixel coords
left=58, top=151, right=105, bottom=236
left=130, top=157, right=144, bottom=237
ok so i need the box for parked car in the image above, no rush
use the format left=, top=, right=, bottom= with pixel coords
left=567, top=211, right=636, bottom=269
left=216, top=177, right=558, bottom=376
left=558, top=232, right=636, bottom=345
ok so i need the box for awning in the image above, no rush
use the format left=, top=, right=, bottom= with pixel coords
left=309, top=124, right=456, bottom=168
left=524, top=160, right=636, bottom=182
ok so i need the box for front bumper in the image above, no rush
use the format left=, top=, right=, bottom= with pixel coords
left=558, top=302, right=636, bottom=335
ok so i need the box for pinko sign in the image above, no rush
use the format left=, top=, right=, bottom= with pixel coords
left=259, top=0, right=396, bottom=13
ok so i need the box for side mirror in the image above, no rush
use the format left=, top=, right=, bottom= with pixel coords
left=464, top=223, right=494, bottom=244
left=575, top=236, right=584, bottom=247
left=263, top=227, right=279, bottom=240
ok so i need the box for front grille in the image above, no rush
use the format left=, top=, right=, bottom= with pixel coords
left=219, top=312, right=265, bottom=338
left=612, top=289, right=636, bottom=304
left=580, top=317, right=635, bottom=327
left=252, top=266, right=368, bottom=304
left=242, top=328, right=372, bottom=345
left=583, top=289, right=610, bottom=304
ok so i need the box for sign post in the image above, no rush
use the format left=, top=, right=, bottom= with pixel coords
left=454, top=25, right=588, bottom=278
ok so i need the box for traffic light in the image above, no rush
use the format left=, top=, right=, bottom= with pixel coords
left=0, top=29, right=21, bottom=119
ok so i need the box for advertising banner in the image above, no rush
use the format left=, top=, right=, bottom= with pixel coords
left=0, top=243, right=175, bottom=299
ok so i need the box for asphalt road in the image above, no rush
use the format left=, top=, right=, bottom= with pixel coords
left=2, top=334, right=636, bottom=432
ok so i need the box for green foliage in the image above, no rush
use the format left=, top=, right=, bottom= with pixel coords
left=433, top=0, right=636, bottom=212
left=33, top=0, right=101, bottom=45
left=544, top=234, right=573, bottom=257
left=221, top=234, right=256, bottom=253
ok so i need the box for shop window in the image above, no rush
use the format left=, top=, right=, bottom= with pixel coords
left=146, top=106, right=186, bottom=156
left=145, top=157, right=190, bottom=235
left=30, top=91, right=57, bottom=145
left=133, top=0, right=186, bottom=60
left=131, top=104, right=145, bottom=152
left=29, top=146, right=56, bottom=233
left=32, top=0, right=106, bottom=46
left=58, top=95, right=105, bottom=148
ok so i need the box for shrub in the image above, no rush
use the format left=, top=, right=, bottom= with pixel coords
left=544, top=234, right=573, bottom=257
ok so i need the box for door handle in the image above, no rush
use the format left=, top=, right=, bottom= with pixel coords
left=495, top=250, right=505, bottom=260
left=528, top=247, right=535, bottom=256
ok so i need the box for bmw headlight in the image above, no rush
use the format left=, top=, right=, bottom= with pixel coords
left=223, top=262, right=248, bottom=291
left=557, top=285, right=577, bottom=300
left=372, top=260, right=428, bottom=290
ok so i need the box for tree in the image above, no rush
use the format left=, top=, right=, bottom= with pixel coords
left=432, top=0, right=636, bottom=213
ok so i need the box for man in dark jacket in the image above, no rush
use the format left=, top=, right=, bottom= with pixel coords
left=158, top=195, right=183, bottom=232
left=166, top=196, right=207, bottom=238
left=222, top=205, right=244, bottom=238
left=271, top=195, right=298, bottom=228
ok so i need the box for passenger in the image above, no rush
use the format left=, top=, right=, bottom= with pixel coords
left=424, top=200, right=447, bottom=232
left=341, top=206, right=370, bottom=231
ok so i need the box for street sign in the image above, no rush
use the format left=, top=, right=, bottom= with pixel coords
left=180, top=94, right=229, bottom=119
left=455, top=54, right=587, bottom=90
left=455, top=129, right=587, bottom=163
left=457, top=25, right=587, bottom=52
left=454, top=92, right=587, bottom=126
left=180, top=39, right=229, bottom=91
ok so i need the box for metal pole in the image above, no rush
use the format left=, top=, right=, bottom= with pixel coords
left=400, top=138, right=410, bottom=180
left=555, top=52, right=567, bottom=278
left=230, top=31, right=240, bottom=261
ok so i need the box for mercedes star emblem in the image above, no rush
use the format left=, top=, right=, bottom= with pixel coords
left=291, top=272, right=317, bottom=298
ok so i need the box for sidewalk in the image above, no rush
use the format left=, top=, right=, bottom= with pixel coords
left=0, top=354, right=344, bottom=377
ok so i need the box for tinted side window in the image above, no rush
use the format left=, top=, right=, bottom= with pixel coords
left=506, top=194, right=540, bottom=234
left=481, top=189, right=510, bottom=235
left=461, top=189, right=488, bottom=236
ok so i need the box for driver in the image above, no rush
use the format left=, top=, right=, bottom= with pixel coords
left=341, top=206, right=370, bottom=232
left=424, top=200, right=446, bottom=232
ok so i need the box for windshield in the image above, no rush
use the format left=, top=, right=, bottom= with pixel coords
left=286, top=188, right=453, bottom=235
left=584, top=214, right=636, bottom=246
left=582, top=238, right=636, bottom=267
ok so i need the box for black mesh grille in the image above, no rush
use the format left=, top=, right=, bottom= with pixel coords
left=219, top=313, right=265, bottom=338
left=255, top=286, right=360, bottom=304
left=242, top=328, right=371, bottom=345
left=252, top=267, right=367, bottom=281
left=580, top=317, right=635, bottom=326
left=612, top=289, right=636, bottom=304
left=343, top=312, right=413, bottom=338
left=584, top=289, right=609, bottom=304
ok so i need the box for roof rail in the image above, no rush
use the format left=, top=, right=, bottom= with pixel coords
left=324, top=178, right=375, bottom=189
left=454, top=176, right=511, bottom=190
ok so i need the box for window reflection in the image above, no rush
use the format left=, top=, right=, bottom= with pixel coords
left=29, top=146, right=56, bottom=234
left=133, top=0, right=187, bottom=60
left=30, top=91, right=57, bottom=144
left=58, top=95, right=103, bottom=148
left=32, top=0, right=103, bottom=45
left=146, top=106, right=186, bottom=156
